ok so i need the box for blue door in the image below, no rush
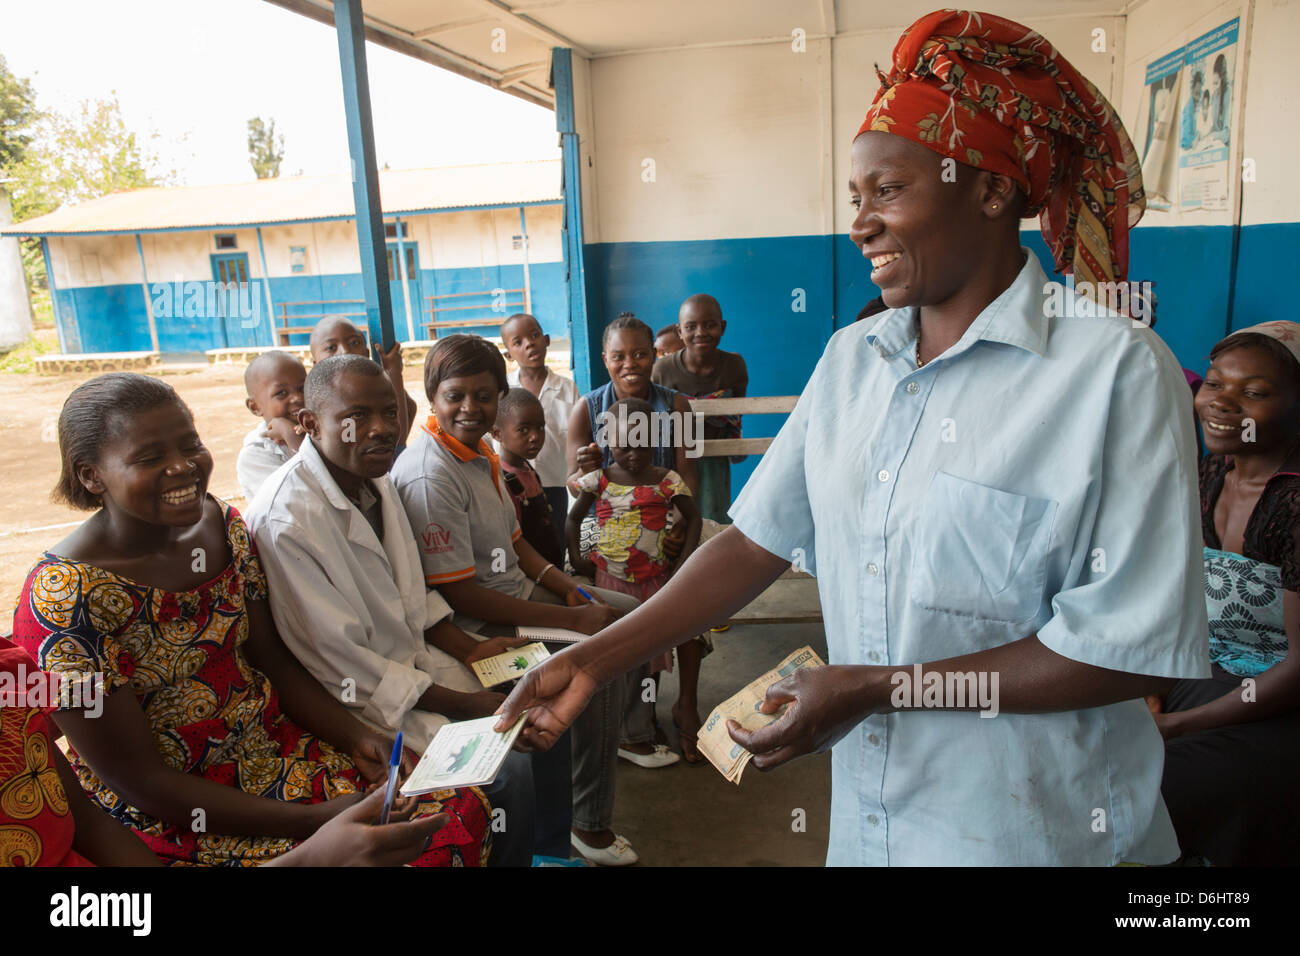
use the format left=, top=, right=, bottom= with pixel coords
left=387, top=243, right=422, bottom=342
left=210, top=252, right=261, bottom=348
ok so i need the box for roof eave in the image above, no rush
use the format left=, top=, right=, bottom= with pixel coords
left=0, top=197, right=564, bottom=239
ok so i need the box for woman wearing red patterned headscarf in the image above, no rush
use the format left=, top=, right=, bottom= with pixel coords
left=496, top=10, right=1209, bottom=865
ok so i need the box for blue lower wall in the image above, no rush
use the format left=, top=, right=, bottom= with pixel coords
left=57, top=262, right=568, bottom=354
left=579, top=221, right=1300, bottom=505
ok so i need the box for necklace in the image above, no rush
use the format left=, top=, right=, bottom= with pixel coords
left=916, top=338, right=926, bottom=369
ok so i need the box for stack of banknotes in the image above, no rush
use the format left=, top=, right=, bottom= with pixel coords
left=697, top=645, right=825, bottom=784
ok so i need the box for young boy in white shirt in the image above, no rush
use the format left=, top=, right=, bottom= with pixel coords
left=236, top=350, right=306, bottom=502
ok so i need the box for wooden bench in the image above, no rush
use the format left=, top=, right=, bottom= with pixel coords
left=276, top=301, right=369, bottom=347
left=422, top=288, right=524, bottom=336
left=686, top=395, right=821, bottom=626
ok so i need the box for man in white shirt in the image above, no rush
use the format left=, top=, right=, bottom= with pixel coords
left=246, top=354, right=543, bottom=865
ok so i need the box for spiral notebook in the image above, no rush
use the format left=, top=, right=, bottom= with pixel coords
left=515, top=625, right=588, bottom=644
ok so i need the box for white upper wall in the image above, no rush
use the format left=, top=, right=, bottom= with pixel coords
left=587, top=39, right=828, bottom=244
left=1234, top=0, right=1300, bottom=225
left=578, top=0, right=1296, bottom=242
left=582, top=8, right=1123, bottom=245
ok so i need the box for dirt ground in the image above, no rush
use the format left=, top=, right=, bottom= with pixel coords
left=0, top=363, right=435, bottom=616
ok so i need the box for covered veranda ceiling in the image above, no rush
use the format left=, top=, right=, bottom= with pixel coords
left=264, top=0, right=1132, bottom=110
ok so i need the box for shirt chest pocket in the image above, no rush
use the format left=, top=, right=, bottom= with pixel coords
left=909, top=471, right=1057, bottom=624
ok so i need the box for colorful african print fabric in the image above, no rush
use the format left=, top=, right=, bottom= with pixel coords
left=0, top=639, right=92, bottom=867
left=576, top=469, right=691, bottom=584
left=11, top=501, right=491, bottom=866
left=859, top=8, right=1145, bottom=285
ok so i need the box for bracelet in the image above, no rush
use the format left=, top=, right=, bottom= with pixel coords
left=534, top=562, right=555, bottom=586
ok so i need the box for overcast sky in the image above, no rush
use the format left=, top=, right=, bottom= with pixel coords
left=2, top=0, right=560, bottom=185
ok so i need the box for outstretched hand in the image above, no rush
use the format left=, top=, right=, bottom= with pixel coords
left=495, top=652, right=600, bottom=753
left=726, top=666, right=875, bottom=772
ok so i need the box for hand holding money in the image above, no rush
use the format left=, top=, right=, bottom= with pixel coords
left=697, top=646, right=825, bottom=784
left=724, top=653, right=894, bottom=775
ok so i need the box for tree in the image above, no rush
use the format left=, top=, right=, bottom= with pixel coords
left=247, top=116, right=284, bottom=179
left=0, top=55, right=39, bottom=350
left=5, top=93, right=172, bottom=289
left=0, top=54, right=38, bottom=170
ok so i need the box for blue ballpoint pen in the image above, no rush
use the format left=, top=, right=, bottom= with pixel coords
left=380, top=732, right=403, bottom=825
left=574, top=586, right=595, bottom=603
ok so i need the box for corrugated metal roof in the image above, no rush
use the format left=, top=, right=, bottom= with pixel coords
left=2, top=159, right=561, bottom=237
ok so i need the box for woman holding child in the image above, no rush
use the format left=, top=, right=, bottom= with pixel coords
left=503, top=9, right=1210, bottom=866
left=12, top=373, right=492, bottom=866
left=1150, top=321, right=1300, bottom=864
left=565, top=313, right=713, bottom=765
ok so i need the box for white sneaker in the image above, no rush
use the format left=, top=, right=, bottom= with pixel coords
left=617, top=744, right=681, bottom=769
left=571, top=832, right=639, bottom=866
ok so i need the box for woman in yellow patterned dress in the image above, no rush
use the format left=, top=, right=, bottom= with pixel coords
left=12, top=373, right=491, bottom=866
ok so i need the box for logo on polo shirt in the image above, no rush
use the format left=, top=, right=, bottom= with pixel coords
left=420, top=522, right=454, bottom=554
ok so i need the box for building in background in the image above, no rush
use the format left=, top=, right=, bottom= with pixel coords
left=1, top=159, right=564, bottom=354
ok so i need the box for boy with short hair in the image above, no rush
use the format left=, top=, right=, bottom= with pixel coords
left=500, top=313, right=579, bottom=547
left=310, top=316, right=417, bottom=449
left=652, top=293, right=749, bottom=523
left=236, top=350, right=307, bottom=502
left=654, top=324, right=684, bottom=357
left=493, top=387, right=564, bottom=568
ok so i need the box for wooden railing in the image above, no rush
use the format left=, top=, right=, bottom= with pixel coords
left=686, top=394, right=818, bottom=624
left=687, top=395, right=798, bottom=458
left=276, top=299, right=368, bottom=347
left=423, top=288, right=525, bottom=336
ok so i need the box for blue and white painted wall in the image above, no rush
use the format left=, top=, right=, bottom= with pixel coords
left=40, top=201, right=566, bottom=354
left=563, top=0, right=1294, bottom=500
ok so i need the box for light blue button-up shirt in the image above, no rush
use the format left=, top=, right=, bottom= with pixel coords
left=730, top=251, right=1210, bottom=866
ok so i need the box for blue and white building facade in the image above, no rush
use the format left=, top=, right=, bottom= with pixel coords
left=7, top=160, right=565, bottom=354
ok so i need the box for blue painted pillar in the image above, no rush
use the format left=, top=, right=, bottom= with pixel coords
left=40, top=238, right=67, bottom=353
left=333, top=0, right=394, bottom=350
left=135, top=234, right=160, bottom=353
left=256, top=227, right=276, bottom=347
left=551, top=47, right=596, bottom=392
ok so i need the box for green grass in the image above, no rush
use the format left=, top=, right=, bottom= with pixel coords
left=0, top=290, right=58, bottom=372
left=0, top=327, right=58, bottom=373
left=31, top=288, right=54, bottom=329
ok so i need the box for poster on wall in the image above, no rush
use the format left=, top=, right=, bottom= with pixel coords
left=1139, top=45, right=1186, bottom=211
left=1177, top=17, right=1238, bottom=211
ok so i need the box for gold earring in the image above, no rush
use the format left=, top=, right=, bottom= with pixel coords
left=992, top=203, right=999, bottom=210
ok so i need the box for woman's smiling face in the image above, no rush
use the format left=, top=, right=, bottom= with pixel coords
left=433, top=370, right=501, bottom=448
left=602, top=328, right=656, bottom=398
left=848, top=132, right=988, bottom=311
left=1196, top=344, right=1300, bottom=456
left=79, top=402, right=213, bottom=527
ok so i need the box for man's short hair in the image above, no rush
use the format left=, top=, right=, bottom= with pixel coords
left=304, top=353, right=384, bottom=411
